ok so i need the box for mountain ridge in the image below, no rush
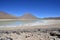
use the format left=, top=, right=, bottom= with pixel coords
left=0, top=12, right=17, bottom=19
left=0, top=11, right=60, bottom=19
left=18, top=13, right=38, bottom=19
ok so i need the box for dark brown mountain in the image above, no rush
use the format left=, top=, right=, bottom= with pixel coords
left=18, top=13, right=38, bottom=19
left=0, top=12, right=17, bottom=19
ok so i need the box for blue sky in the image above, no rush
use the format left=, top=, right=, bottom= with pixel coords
left=0, top=0, right=60, bottom=18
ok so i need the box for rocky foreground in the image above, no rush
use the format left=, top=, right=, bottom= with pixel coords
left=0, top=28, right=60, bottom=40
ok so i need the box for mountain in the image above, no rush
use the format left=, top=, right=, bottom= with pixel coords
left=43, top=17, right=60, bottom=19
left=18, top=13, right=38, bottom=19
left=0, top=11, right=60, bottom=19
left=0, top=12, right=17, bottom=19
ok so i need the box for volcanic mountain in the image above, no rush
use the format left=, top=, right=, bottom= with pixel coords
left=18, top=13, right=38, bottom=19
left=0, top=12, right=17, bottom=19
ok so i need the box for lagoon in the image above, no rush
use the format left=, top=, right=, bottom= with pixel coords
left=0, top=20, right=42, bottom=27
left=0, top=19, right=60, bottom=27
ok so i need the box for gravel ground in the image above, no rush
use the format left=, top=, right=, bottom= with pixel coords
left=0, top=29, right=60, bottom=40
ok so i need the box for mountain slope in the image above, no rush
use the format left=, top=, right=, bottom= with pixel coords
left=0, top=12, right=17, bottom=19
left=18, top=13, right=38, bottom=19
left=43, top=17, right=60, bottom=19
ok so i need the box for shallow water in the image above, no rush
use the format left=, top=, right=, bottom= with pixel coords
left=0, top=20, right=43, bottom=26
left=0, top=20, right=60, bottom=27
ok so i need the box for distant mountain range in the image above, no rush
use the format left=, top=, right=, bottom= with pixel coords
left=43, top=17, right=60, bottom=19
left=0, top=12, right=38, bottom=19
left=0, top=11, right=60, bottom=19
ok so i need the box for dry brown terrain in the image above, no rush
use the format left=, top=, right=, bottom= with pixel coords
left=18, top=13, right=38, bottom=19
left=0, top=12, right=17, bottom=19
